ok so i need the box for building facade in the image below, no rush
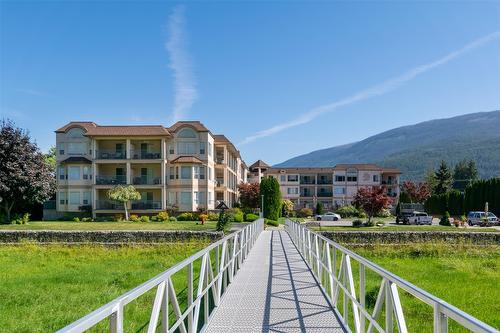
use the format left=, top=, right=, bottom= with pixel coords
left=259, top=164, right=401, bottom=211
left=53, top=121, right=247, bottom=217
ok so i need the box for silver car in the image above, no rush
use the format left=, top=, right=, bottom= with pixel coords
left=316, top=212, right=341, bottom=221
left=467, top=211, right=498, bottom=226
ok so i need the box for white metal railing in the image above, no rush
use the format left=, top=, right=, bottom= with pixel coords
left=57, top=219, right=264, bottom=333
left=285, top=220, right=498, bottom=333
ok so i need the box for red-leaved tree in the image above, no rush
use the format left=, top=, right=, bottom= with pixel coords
left=401, top=181, right=431, bottom=203
left=353, top=186, right=393, bottom=223
left=238, top=182, right=260, bottom=209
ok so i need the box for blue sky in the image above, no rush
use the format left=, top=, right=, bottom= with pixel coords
left=1, top=1, right=499, bottom=165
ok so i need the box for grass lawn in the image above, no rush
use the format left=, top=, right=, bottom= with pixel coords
left=0, top=242, right=210, bottom=332
left=0, top=220, right=220, bottom=231
left=348, top=243, right=500, bottom=331
left=313, top=225, right=498, bottom=232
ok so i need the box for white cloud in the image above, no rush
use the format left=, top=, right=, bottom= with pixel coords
left=239, top=30, right=500, bottom=145
left=16, top=89, right=50, bottom=97
left=165, top=5, right=198, bottom=122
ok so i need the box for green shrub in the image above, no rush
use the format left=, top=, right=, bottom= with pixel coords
left=352, top=219, right=363, bottom=228
left=129, top=214, right=140, bottom=222
left=168, top=216, right=177, bottom=222
left=73, top=217, right=80, bottom=222
left=260, top=176, right=282, bottom=220
left=364, top=219, right=375, bottom=227
left=81, top=217, right=93, bottom=222
left=316, top=202, right=324, bottom=215
left=297, top=208, right=313, bottom=218
left=336, top=205, right=360, bottom=218
left=207, top=212, right=219, bottom=221
left=177, top=212, right=198, bottom=221
left=12, top=213, right=30, bottom=225
left=440, top=211, right=451, bottom=226
left=155, top=211, right=169, bottom=222
left=232, top=211, right=244, bottom=222
left=375, top=208, right=392, bottom=218
left=113, top=214, right=124, bottom=222
left=140, top=215, right=150, bottom=223
left=245, top=213, right=259, bottom=222
left=216, top=212, right=233, bottom=232
left=265, top=219, right=279, bottom=227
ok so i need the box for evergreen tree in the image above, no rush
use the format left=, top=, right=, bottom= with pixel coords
left=316, top=201, right=324, bottom=215
left=433, top=160, right=452, bottom=195
left=453, top=159, right=478, bottom=190
left=259, top=177, right=282, bottom=220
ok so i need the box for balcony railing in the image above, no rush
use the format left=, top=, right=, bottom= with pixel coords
left=215, top=158, right=225, bottom=164
left=317, top=192, right=333, bottom=197
left=131, top=201, right=162, bottom=210
left=132, top=176, right=161, bottom=185
left=96, top=175, right=127, bottom=185
left=96, top=200, right=122, bottom=210
left=301, top=192, right=314, bottom=197
left=300, top=179, right=316, bottom=185
left=96, top=150, right=126, bottom=159
left=382, top=180, right=398, bottom=185
left=317, top=180, right=333, bottom=185
left=130, top=151, right=161, bottom=159
left=216, top=179, right=224, bottom=187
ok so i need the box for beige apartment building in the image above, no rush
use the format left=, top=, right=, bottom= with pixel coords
left=52, top=121, right=247, bottom=217
left=251, top=162, right=401, bottom=211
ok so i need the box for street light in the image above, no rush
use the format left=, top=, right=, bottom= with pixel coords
left=261, top=194, right=264, bottom=218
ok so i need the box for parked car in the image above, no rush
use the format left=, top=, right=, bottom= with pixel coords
left=467, top=211, right=498, bottom=226
left=406, top=211, right=433, bottom=225
left=315, top=212, right=341, bottom=221
left=396, top=203, right=424, bottom=224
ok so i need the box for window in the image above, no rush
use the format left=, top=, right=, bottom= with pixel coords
left=67, top=128, right=85, bottom=138
left=181, top=166, right=192, bottom=179
left=58, top=167, right=66, bottom=180
left=347, top=176, right=357, bottom=182
left=194, top=191, right=205, bottom=204
left=208, top=191, right=213, bottom=204
left=194, top=166, right=206, bottom=180
left=180, top=192, right=192, bottom=205
left=57, top=143, right=65, bottom=155
left=168, top=144, right=174, bottom=155
left=208, top=142, right=213, bottom=157
left=59, top=192, right=67, bottom=205
left=168, top=192, right=177, bottom=205
left=335, top=175, right=345, bottom=182
left=208, top=167, right=212, bottom=181
left=178, top=128, right=197, bottom=138
left=199, top=142, right=206, bottom=154
left=334, top=187, right=346, bottom=195
left=177, top=142, right=196, bottom=154
left=69, top=166, right=80, bottom=180
left=82, top=192, right=91, bottom=205
left=83, top=166, right=91, bottom=180
left=280, top=175, right=286, bottom=182
left=69, top=192, right=80, bottom=205
left=287, top=188, right=299, bottom=195
left=287, top=175, right=298, bottom=182
left=68, top=143, right=85, bottom=155
left=169, top=167, right=176, bottom=180
left=373, top=175, right=379, bottom=182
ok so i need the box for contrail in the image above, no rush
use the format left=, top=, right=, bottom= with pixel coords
left=165, top=5, right=197, bottom=122
left=239, top=30, right=500, bottom=145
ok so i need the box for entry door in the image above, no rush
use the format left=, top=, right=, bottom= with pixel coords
left=141, top=168, right=148, bottom=184
left=141, top=143, right=148, bottom=158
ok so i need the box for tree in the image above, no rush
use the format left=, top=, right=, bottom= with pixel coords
left=401, top=181, right=431, bottom=203
left=282, top=199, right=294, bottom=217
left=316, top=201, right=324, bottom=215
left=260, top=176, right=282, bottom=220
left=238, top=182, right=260, bottom=209
left=107, top=185, right=141, bottom=220
left=433, top=160, right=452, bottom=195
left=353, top=186, right=393, bottom=223
left=44, top=146, right=57, bottom=174
left=453, top=159, right=478, bottom=191
left=0, top=119, right=56, bottom=223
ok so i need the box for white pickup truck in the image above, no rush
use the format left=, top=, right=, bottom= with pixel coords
left=406, top=212, right=433, bottom=225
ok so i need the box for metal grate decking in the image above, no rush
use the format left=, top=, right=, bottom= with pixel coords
left=205, top=230, right=345, bottom=333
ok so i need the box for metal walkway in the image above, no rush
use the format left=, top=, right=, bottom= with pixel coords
left=205, top=230, right=344, bottom=332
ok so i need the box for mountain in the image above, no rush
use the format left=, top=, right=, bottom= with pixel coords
left=275, top=111, right=500, bottom=180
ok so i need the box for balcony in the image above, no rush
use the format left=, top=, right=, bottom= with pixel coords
left=132, top=176, right=161, bottom=185
left=96, top=175, right=127, bottom=185
left=131, top=201, right=161, bottom=210
left=216, top=157, right=225, bottom=164
left=317, top=192, right=333, bottom=197
left=300, top=177, right=316, bottom=185
left=96, top=200, right=122, bottom=210
left=96, top=150, right=126, bottom=160
left=130, top=150, right=161, bottom=160
left=317, top=180, right=333, bottom=185
left=382, top=180, right=398, bottom=185
left=300, top=191, right=314, bottom=197
left=216, top=179, right=225, bottom=187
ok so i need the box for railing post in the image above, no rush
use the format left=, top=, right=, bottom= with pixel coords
left=360, top=263, right=366, bottom=333
left=187, top=263, right=193, bottom=333
left=386, top=280, right=394, bottom=333
left=434, top=304, right=448, bottom=333
left=109, top=304, right=123, bottom=333
left=161, top=280, right=168, bottom=333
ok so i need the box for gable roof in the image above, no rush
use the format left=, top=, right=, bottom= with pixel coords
left=249, top=160, right=270, bottom=169
left=56, top=122, right=171, bottom=136
left=168, top=121, right=210, bottom=133
left=170, top=156, right=204, bottom=164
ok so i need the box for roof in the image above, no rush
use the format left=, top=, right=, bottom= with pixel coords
left=266, top=167, right=337, bottom=174
left=56, top=122, right=171, bottom=136
left=170, top=156, right=204, bottom=164
left=168, top=121, right=210, bottom=133
left=249, top=160, right=270, bottom=169
left=213, top=134, right=243, bottom=159
left=60, top=156, right=92, bottom=164
left=266, top=164, right=401, bottom=174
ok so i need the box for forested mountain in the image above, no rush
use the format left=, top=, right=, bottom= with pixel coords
left=276, top=111, right=500, bottom=180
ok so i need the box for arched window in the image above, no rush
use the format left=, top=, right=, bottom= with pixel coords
left=67, top=127, right=85, bottom=138
left=177, top=128, right=197, bottom=138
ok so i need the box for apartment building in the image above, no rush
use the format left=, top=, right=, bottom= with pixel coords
left=259, top=163, right=401, bottom=211
left=52, top=121, right=247, bottom=217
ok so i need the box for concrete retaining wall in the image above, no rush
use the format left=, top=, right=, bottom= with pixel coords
left=0, top=230, right=223, bottom=244
left=319, top=231, right=500, bottom=245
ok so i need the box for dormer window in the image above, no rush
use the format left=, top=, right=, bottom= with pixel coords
left=178, top=128, right=197, bottom=138
left=67, top=127, right=85, bottom=138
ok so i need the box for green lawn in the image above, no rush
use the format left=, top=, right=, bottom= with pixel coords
left=0, top=242, right=210, bottom=332
left=313, top=225, right=498, bottom=232
left=0, top=220, right=219, bottom=231
left=348, top=243, right=500, bottom=331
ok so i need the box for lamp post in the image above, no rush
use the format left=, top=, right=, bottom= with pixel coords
left=261, top=194, right=264, bottom=218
